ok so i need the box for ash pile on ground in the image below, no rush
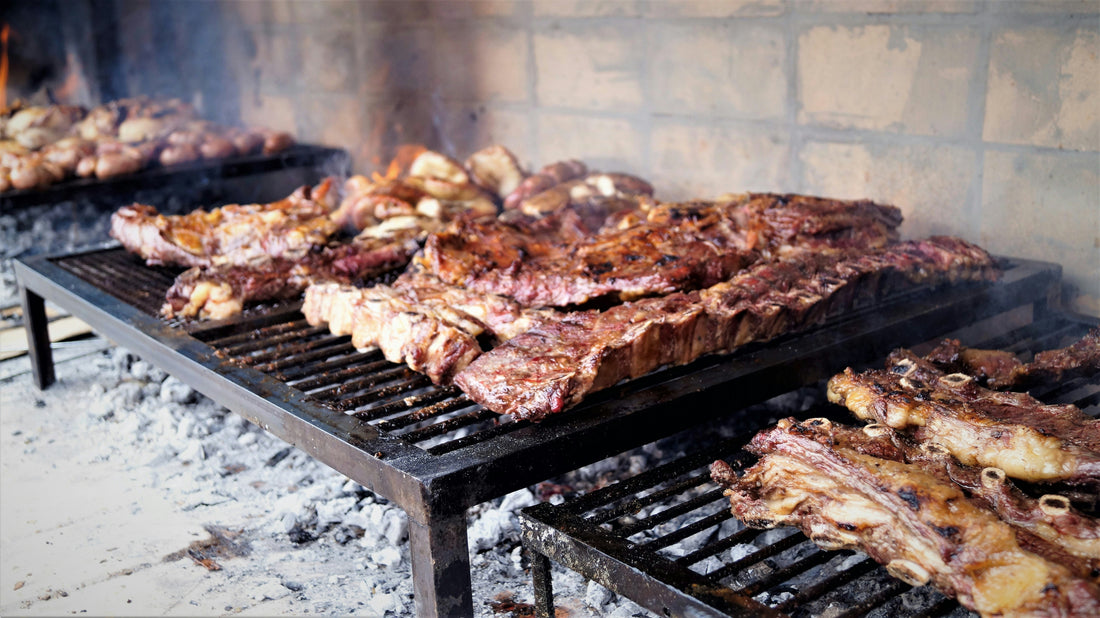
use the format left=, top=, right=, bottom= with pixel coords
left=5, top=342, right=818, bottom=617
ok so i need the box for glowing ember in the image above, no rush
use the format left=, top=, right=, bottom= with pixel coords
left=371, top=144, right=426, bottom=183
left=1, top=24, right=9, bottom=109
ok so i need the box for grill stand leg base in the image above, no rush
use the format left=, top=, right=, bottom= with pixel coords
left=531, top=550, right=555, bottom=618
left=20, top=286, right=55, bottom=390
left=409, top=511, right=473, bottom=618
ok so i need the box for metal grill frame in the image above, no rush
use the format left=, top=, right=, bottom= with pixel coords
left=14, top=247, right=1060, bottom=617
left=519, top=314, right=1099, bottom=618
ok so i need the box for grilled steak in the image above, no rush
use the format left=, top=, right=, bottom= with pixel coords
left=925, top=328, right=1100, bottom=389
left=420, top=193, right=902, bottom=307
left=110, top=178, right=338, bottom=268
left=302, top=271, right=551, bottom=384
left=456, top=236, right=998, bottom=420
left=710, top=418, right=1100, bottom=617
left=826, top=350, right=1100, bottom=486
left=162, top=228, right=422, bottom=320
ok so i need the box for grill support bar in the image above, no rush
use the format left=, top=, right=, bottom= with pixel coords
left=20, top=287, right=55, bottom=389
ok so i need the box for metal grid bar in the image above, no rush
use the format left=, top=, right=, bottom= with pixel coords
left=520, top=314, right=1097, bottom=618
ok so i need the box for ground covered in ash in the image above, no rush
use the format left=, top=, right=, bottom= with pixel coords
left=1, top=340, right=676, bottom=617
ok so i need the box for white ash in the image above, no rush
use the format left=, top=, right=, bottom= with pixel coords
left=3, top=342, right=674, bottom=617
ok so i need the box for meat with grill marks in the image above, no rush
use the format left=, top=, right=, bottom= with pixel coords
left=821, top=421, right=1100, bottom=573
left=710, top=418, right=1100, bottom=617
left=826, top=349, right=1100, bottom=486
left=110, top=178, right=339, bottom=268
left=419, top=193, right=901, bottom=308
left=455, top=236, right=998, bottom=420
left=302, top=271, right=552, bottom=384
left=925, top=328, right=1100, bottom=390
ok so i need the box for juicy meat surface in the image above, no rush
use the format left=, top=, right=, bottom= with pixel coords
left=926, top=328, right=1100, bottom=390
left=419, top=194, right=902, bottom=307
left=302, top=271, right=551, bottom=384
left=110, top=179, right=338, bottom=268
left=710, top=418, right=1100, bottom=617
left=827, top=349, right=1100, bottom=486
left=455, top=236, right=998, bottom=420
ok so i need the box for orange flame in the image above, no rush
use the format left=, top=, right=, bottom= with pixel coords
left=0, top=25, right=10, bottom=110
left=371, top=144, right=427, bottom=183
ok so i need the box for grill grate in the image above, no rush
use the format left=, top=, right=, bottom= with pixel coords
left=20, top=245, right=1063, bottom=617
left=520, top=315, right=1099, bottom=618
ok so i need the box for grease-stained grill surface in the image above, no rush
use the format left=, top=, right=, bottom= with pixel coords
left=520, top=315, right=1100, bottom=618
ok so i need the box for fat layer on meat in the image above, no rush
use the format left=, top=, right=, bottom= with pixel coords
left=827, top=349, right=1100, bottom=486
left=710, top=418, right=1100, bottom=617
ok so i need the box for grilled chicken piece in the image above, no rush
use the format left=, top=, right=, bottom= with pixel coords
left=502, top=159, right=587, bottom=211
left=827, top=350, right=1100, bottom=486
left=926, top=328, right=1100, bottom=390
left=456, top=237, right=999, bottom=420
left=464, top=145, right=526, bottom=199
left=110, top=178, right=338, bottom=268
left=711, top=418, right=1100, bottom=617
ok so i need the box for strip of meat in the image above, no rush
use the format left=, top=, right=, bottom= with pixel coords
left=302, top=271, right=552, bottom=384
left=820, top=421, right=1100, bottom=572
left=110, top=178, right=338, bottom=267
left=456, top=236, right=998, bottom=420
left=826, top=350, right=1100, bottom=486
left=710, top=418, right=1100, bottom=617
left=420, top=193, right=901, bottom=307
left=162, top=230, right=420, bottom=320
left=925, top=328, right=1100, bottom=390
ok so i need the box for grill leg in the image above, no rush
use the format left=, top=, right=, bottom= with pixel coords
left=531, top=550, right=555, bottom=618
left=409, top=511, right=473, bottom=618
left=20, top=286, right=56, bottom=390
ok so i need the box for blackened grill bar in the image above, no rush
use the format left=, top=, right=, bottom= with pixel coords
left=15, top=246, right=1059, bottom=617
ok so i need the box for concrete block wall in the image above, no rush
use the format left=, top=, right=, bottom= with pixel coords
left=216, top=0, right=1099, bottom=315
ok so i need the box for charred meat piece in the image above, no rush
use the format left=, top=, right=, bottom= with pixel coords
left=711, top=418, right=1100, bottom=617
left=110, top=179, right=338, bottom=268
left=421, top=194, right=901, bottom=308
left=822, top=421, right=1100, bottom=572
left=163, top=229, right=421, bottom=320
left=302, top=271, right=551, bottom=384
left=926, top=328, right=1100, bottom=390
left=827, top=350, right=1100, bottom=486
left=456, top=237, right=998, bottom=420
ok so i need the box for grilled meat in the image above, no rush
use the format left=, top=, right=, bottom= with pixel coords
left=711, top=418, right=1100, bottom=617
left=926, top=328, right=1100, bottom=390
left=420, top=194, right=901, bottom=308
left=456, top=236, right=998, bottom=420
left=110, top=178, right=338, bottom=268
left=303, top=270, right=550, bottom=384
left=826, top=350, right=1100, bottom=486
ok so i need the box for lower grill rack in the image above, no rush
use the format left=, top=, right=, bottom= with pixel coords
left=519, top=315, right=1099, bottom=618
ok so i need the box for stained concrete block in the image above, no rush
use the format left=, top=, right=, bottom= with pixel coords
left=536, top=113, right=646, bottom=173
left=534, top=22, right=645, bottom=112
left=644, top=0, right=785, bottom=17
left=434, top=22, right=529, bottom=103
left=533, top=0, right=643, bottom=17
left=358, top=23, right=435, bottom=96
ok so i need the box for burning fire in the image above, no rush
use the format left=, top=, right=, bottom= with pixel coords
left=54, top=52, right=83, bottom=103
left=1, top=24, right=10, bottom=110
left=371, top=144, right=426, bottom=183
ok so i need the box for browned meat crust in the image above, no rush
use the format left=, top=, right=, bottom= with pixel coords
left=420, top=193, right=902, bottom=308
left=110, top=179, right=338, bottom=268
left=456, top=236, right=998, bottom=420
left=926, top=328, right=1100, bottom=390
left=711, top=418, right=1100, bottom=617
left=827, top=349, right=1100, bottom=485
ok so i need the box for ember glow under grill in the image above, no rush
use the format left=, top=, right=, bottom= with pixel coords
left=15, top=244, right=1062, bottom=616
left=521, top=315, right=1100, bottom=618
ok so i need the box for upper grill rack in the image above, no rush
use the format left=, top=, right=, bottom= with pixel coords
left=520, top=315, right=1099, bottom=618
left=20, top=243, right=1061, bottom=616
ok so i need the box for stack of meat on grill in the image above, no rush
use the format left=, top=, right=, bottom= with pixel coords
left=0, top=96, right=293, bottom=192
left=712, top=332, right=1100, bottom=616
left=111, top=144, right=1002, bottom=422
